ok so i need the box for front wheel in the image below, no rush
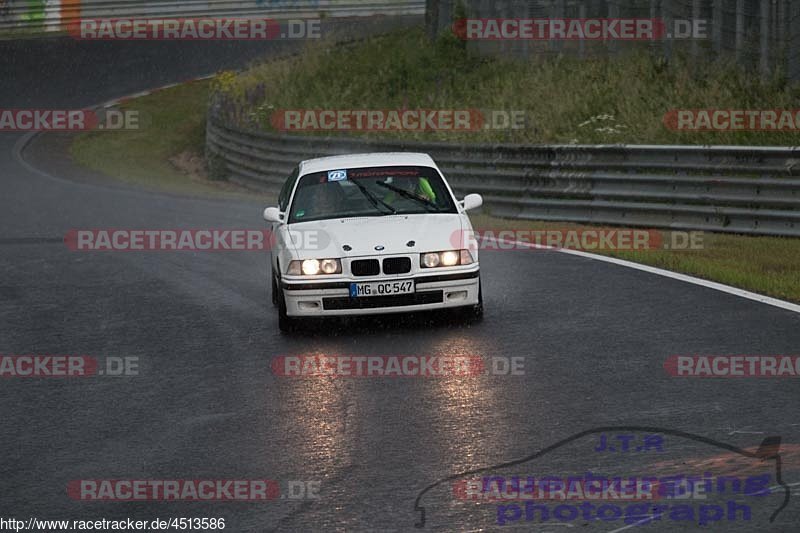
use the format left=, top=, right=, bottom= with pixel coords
left=277, top=286, right=295, bottom=333
left=471, top=279, right=484, bottom=321
left=455, top=280, right=483, bottom=323
left=270, top=270, right=278, bottom=307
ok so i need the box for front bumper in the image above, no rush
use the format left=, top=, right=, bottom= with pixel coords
left=280, top=267, right=480, bottom=317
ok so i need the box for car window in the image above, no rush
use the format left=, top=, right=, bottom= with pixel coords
left=287, top=165, right=457, bottom=223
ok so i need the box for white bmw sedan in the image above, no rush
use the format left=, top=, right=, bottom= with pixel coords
left=263, top=152, right=483, bottom=332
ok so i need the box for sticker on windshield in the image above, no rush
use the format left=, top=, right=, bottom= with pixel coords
left=328, top=169, right=347, bottom=182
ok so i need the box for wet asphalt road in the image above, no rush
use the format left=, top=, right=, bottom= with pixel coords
left=1, top=17, right=799, bottom=532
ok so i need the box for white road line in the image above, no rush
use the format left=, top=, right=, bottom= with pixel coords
left=605, top=515, right=658, bottom=533
left=483, top=237, right=800, bottom=315
left=768, top=481, right=800, bottom=491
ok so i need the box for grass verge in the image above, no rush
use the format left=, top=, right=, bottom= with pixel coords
left=212, top=27, right=800, bottom=145
left=71, top=80, right=253, bottom=198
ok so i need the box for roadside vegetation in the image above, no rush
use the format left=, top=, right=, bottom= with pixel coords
left=211, top=27, right=800, bottom=145
left=70, top=26, right=800, bottom=303
left=71, top=80, right=253, bottom=198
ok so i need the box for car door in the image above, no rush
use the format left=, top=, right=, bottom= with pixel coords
left=271, top=166, right=300, bottom=273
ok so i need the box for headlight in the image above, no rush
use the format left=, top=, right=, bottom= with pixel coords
left=421, top=252, right=440, bottom=268
left=302, top=259, right=320, bottom=275
left=420, top=250, right=473, bottom=268
left=440, top=251, right=459, bottom=266
left=320, top=259, right=340, bottom=274
left=288, top=258, right=342, bottom=276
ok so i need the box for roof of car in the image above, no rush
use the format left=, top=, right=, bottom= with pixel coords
left=298, top=152, right=436, bottom=175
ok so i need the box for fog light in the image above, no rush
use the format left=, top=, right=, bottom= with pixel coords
left=446, top=290, right=468, bottom=301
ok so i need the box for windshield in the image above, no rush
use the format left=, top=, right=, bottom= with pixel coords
left=287, top=165, right=457, bottom=223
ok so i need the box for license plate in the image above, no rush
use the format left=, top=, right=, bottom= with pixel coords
left=349, top=280, right=415, bottom=298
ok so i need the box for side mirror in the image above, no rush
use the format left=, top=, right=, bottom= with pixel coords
left=461, top=193, right=483, bottom=212
left=263, top=207, right=284, bottom=223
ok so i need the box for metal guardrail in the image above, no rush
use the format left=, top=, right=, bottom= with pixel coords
left=206, top=118, right=800, bottom=237
left=0, top=0, right=425, bottom=33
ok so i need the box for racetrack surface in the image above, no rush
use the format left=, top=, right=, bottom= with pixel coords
left=1, top=19, right=799, bottom=532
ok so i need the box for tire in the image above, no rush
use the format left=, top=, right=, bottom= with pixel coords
left=454, top=279, right=483, bottom=324
left=277, top=285, right=295, bottom=333
left=471, top=279, right=484, bottom=321
left=270, top=268, right=278, bottom=307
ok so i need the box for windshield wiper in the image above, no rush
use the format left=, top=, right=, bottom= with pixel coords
left=374, top=181, right=437, bottom=212
left=350, top=180, right=397, bottom=215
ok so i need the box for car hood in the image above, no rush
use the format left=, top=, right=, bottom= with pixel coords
left=287, top=214, right=466, bottom=259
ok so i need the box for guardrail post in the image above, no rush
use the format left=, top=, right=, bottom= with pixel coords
left=578, top=2, right=586, bottom=59
left=607, top=0, right=619, bottom=57
left=649, top=0, right=658, bottom=58
left=788, top=0, right=800, bottom=83
left=550, top=0, right=565, bottom=54
left=690, top=0, right=701, bottom=62
left=426, top=0, right=439, bottom=41
left=760, top=0, right=770, bottom=78
left=662, top=0, right=673, bottom=61
left=437, top=0, right=452, bottom=36
left=712, top=0, right=723, bottom=56
left=735, top=0, right=745, bottom=64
